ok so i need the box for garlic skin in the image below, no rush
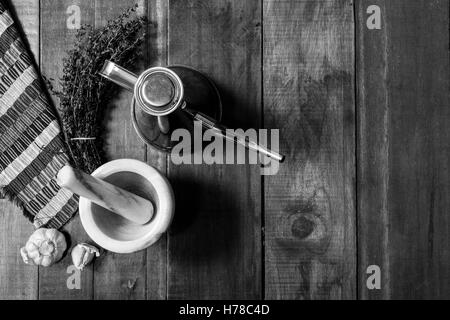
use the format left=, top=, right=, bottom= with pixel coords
left=20, top=228, right=67, bottom=267
left=71, top=243, right=100, bottom=270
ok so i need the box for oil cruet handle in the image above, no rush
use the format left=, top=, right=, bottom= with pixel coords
left=98, top=60, right=138, bottom=92
left=182, top=106, right=285, bottom=162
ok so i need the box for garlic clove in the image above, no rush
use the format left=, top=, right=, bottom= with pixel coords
left=27, top=248, right=41, bottom=261
left=20, top=247, right=34, bottom=265
left=41, top=256, right=53, bottom=267
left=25, top=241, right=37, bottom=252
left=71, top=243, right=100, bottom=270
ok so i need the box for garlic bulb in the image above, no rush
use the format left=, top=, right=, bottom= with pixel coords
left=20, top=228, right=67, bottom=267
left=71, top=243, right=100, bottom=270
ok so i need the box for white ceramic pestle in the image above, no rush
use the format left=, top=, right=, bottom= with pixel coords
left=57, top=165, right=153, bottom=225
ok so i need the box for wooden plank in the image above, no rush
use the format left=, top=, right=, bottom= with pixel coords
left=263, top=0, right=356, bottom=299
left=145, top=0, right=169, bottom=300
left=0, top=0, right=39, bottom=300
left=167, top=0, right=262, bottom=299
left=0, top=202, right=37, bottom=299
left=356, top=0, right=389, bottom=300
left=357, top=0, right=450, bottom=299
left=92, top=0, right=147, bottom=300
left=38, top=0, right=95, bottom=300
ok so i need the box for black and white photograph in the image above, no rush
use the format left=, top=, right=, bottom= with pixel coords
left=0, top=0, right=449, bottom=306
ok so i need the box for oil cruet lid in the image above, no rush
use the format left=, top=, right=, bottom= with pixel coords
left=140, top=73, right=175, bottom=108
left=135, top=69, right=183, bottom=116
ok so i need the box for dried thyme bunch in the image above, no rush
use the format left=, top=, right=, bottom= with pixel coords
left=50, top=6, right=147, bottom=173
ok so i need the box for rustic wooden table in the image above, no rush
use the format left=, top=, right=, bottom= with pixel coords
left=0, top=0, right=449, bottom=300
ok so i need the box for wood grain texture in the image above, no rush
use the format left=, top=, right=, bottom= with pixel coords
left=38, top=0, right=95, bottom=300
left=263, top=0, right=356, bottom=299
left=0, top=0, right=38, bottom=300
left=145, top=0, right=168, bottom=300
left=357, top=0, right=450, bottom=299
left=167, top=0, right=262, bottom=299
left=92, top=0, right=146, bottom=300
left=0, top=202, right=37, bottom=299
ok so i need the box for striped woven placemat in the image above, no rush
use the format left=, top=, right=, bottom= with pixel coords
left=0, top=1, right=78, bottom=229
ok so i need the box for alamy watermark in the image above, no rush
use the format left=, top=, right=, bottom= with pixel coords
left=170, top=121, right=281, bottom=176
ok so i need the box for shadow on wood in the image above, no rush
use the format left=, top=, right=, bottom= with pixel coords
left=170, top=175, right=239, bottom=263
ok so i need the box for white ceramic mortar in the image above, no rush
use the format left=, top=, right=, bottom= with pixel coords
left=79, top=159, right=174, bottom=253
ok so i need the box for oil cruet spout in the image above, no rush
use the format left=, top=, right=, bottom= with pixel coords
left=99, top=60, right=138, bottom=92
